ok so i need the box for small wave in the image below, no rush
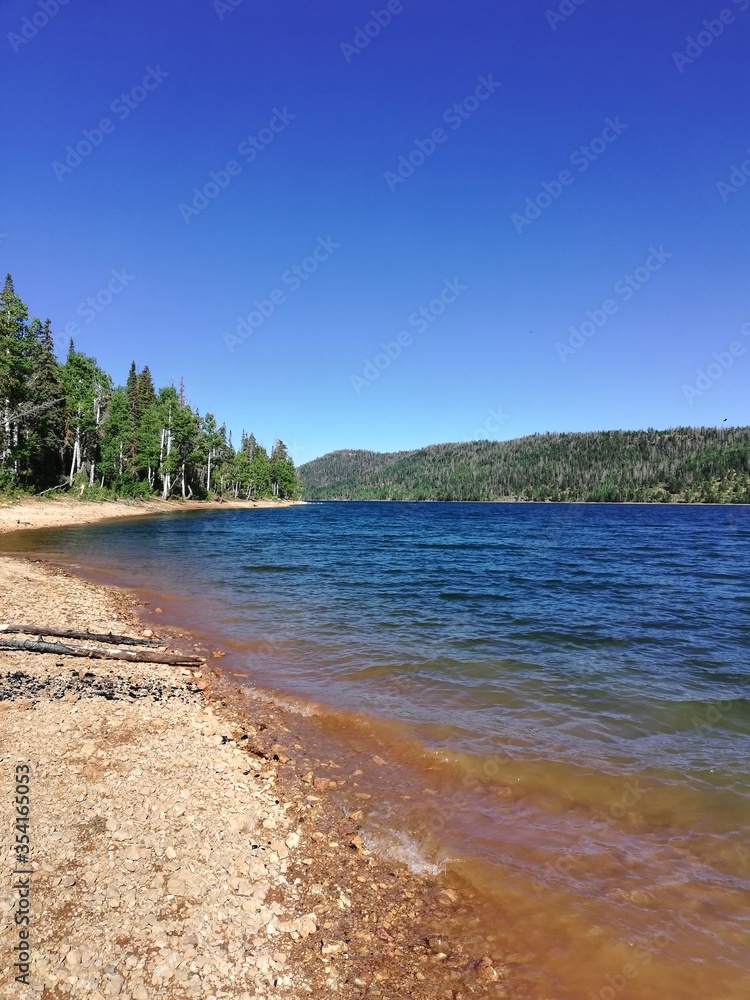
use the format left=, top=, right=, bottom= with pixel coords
left=414, top=542, right=486, bottom=551
left=241, top=564, right=307, bottom=573
left=362, top=827, right=443, bottom=876
left=439, top=592, right=510, bottom=602
left=240, top=686, right=321, bottom=717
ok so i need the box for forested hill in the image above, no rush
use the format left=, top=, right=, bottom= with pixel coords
left=298, top=429, right=750, bottom=503
left=0, top=274, right=301, bottom=500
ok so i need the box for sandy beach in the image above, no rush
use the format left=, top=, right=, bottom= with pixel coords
left=0, top=497, right=302, bottom=536
left=0, top=499, right=505, bottom=999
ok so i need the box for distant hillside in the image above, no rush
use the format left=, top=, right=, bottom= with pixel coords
left=298, top=428, right=750, bottom=503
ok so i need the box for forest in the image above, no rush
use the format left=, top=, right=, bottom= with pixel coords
left=0, top=274, right=301, bottom=500
left=299, top=428, right=750, bottom=503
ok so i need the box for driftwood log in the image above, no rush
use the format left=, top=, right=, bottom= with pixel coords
left=0, top=637, right=204, bottom=667
left=0, top=624, right=162, bottom=647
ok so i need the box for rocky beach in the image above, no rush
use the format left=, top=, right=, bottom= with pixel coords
left=0, top=500, right=507, bottom=1000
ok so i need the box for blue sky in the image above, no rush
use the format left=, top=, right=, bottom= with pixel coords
left=1, top=0, right=748, bottom=463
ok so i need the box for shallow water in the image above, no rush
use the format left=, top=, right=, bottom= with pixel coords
left=4, top=501, right=749, bottom=998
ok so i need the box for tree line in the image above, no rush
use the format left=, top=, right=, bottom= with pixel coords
left=299, top=429, right=750, bottom=503
left=0, top=274, right=301, bottom=500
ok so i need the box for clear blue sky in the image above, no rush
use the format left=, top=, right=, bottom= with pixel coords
left=1, top=0, right=748, bottom=463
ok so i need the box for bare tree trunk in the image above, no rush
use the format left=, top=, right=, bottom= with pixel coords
left=0, top=636, right=203, bottom=666
left=1, top=399, right=10, bottom=460
left=69, top=419, right=81, bottom=485
left=161, top=409, right=172, bottom=501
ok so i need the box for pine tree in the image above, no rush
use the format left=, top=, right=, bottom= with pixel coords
left=125, top=361, right=140, bottom=426
left=137, top=366, right=156, bottom=415
left=270, top=439, right=301, bottom=499
left=248, top=444, right=272, bottom=498
left=0, top=274, right=30, bottom=471
left=100, top=386, right=135, bottom=489
left=23, top=319, right=65, bottom=488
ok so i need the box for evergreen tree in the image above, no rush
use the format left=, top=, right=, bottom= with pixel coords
left=0, top=274, right=30, bottom=471
left=270, top=439, right=301, bottom=499
left=125, top=361, right=140, bottom=426
left=0, top=275, right=307, bottom=499
left=135, top=401, right=162, bottom=490
left=137, top=366, right=156, bottom=415
left=100, top=386, right=136, bottom=490
left=23, top=319, right=65, bottom=488
left=248, top=444, right=272, bottom=498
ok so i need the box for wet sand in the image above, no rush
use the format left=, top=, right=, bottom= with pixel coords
left=0, top=500, right=508, bottom=999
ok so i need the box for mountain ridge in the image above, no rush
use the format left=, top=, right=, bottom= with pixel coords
left=298, top=427, right=750, bottom=503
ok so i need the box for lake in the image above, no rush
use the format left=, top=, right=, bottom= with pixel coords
left=5, top=501, right=749, bottom=999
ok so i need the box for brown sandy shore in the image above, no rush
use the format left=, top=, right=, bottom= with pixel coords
left=0, top=499, right=509, bottom=999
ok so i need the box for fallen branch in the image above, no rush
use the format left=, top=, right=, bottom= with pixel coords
left=35, top=483, right=68, bottom=496
left=0, top=624, right=163, bottom=647
left=0, top=637, right=204, bottom=666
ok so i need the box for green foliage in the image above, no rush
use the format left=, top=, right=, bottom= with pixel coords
left=299, top=430, right=750, bottom=504
left=0, top=275, right=303, bottom=501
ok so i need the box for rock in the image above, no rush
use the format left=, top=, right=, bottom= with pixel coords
left=106, top=973, right=125, bottom=995
left=269, top=840, right=288, bottom=860
left=166, top=876, right=185, bottom=896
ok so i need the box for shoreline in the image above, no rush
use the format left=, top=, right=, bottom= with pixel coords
left=0, top=496, right=304, bottom=536
left=0, top=500, right=508, bottom=998
left=303, top=497, right=750, bottom=505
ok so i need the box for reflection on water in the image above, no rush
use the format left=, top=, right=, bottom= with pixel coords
left=3, top=501, right=749, bottom=999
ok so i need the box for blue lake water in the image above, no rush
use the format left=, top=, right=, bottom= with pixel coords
left=5, top=501, right=749, bottom=999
